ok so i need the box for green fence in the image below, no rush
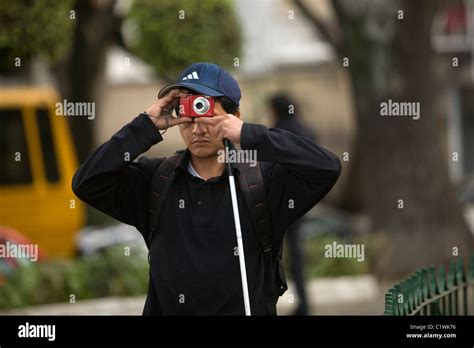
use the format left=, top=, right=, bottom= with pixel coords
left=384, top=254, right=474, bottom=315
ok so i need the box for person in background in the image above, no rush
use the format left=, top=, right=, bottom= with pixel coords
left=268, top=93, right=316, bottom=315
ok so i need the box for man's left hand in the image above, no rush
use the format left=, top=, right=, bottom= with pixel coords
left=194, top=114, right=244, bottom=144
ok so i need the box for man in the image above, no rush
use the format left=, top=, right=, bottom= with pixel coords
left=72, top=62, right=341, bottom=315
left=268, top=93, right=316, bottom=316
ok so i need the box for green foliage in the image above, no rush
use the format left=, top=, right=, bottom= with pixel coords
left=0, top=234, right=372, bottom=310
left=0, top=0, right=75, bottom=73
left=0, top=246, right=149, bottom=310
left=284, top=235, right=368, bottom=279
left=127, top=0, right=241, bottom=80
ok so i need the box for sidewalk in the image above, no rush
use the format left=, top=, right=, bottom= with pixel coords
left=0, top=275, right=385, bottom=315
left=278, top=275, right=385, bottom=315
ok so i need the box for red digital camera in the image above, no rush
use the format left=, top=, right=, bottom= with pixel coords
left=179, top=95, right=214, bottom=117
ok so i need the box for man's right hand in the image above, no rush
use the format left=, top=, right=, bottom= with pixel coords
left=146, top=89, right=193, bottom=130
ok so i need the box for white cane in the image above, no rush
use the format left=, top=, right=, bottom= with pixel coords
left=224, top=138, right=251, bottom=316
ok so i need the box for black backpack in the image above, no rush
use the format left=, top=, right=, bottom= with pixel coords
left=146, top=150, right=288, bottom=315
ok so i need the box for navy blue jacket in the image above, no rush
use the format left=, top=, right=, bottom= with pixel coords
left=72, top=114, right=341, bottom=315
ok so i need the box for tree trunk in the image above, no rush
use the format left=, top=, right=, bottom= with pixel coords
left=54, top=0, right=118, bottom=163
left=334, top=0, right=474, bottom=280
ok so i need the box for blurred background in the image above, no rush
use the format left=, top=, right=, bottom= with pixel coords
left=0, top=0, right=473, bottom=315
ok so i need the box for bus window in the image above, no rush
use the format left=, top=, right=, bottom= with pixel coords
left=36, top=108, right=59, bottom=183
left=0, top=109, right=32, bottom=185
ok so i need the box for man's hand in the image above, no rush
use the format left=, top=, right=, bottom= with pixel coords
left=194, top=114, right=244, bottom=144
left=146, top=89, right=193, bottom=130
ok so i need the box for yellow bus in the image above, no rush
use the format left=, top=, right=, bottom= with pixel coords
left=0, top=87, right=85, bottom=257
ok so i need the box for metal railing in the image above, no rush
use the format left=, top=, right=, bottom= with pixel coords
left=384, top=254, right=474, bottom=315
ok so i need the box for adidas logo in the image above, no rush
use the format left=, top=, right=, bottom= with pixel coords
left=182, top=71, right=199, bottom=80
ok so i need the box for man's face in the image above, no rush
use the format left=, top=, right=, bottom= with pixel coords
left=177, top=92, right=237, bottom=158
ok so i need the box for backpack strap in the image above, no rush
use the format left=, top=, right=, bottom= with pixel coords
left=236, top=162, right=278, bottom=315
left=147, top=150, right=185, bottom=248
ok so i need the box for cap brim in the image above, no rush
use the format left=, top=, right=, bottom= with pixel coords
left=158, top=82, right=225, bottom=99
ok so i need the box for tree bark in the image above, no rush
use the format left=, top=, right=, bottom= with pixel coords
left=298, top=0, right=474, bottom=280
left=54, top=0, right=118, bottom=163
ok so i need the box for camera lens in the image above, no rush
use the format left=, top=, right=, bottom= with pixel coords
left=193, top=97, right=210, bottom=115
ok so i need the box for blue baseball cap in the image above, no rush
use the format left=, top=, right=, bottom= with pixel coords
left=158, top=62, right=241, bottom=106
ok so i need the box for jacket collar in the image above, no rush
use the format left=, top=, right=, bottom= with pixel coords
left=175, top=148, right=246, bottom=176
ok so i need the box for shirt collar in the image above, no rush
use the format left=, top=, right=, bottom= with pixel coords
left=187, top=161, right=205, bottom=180
left=175, top=148, right=244, bottom=176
